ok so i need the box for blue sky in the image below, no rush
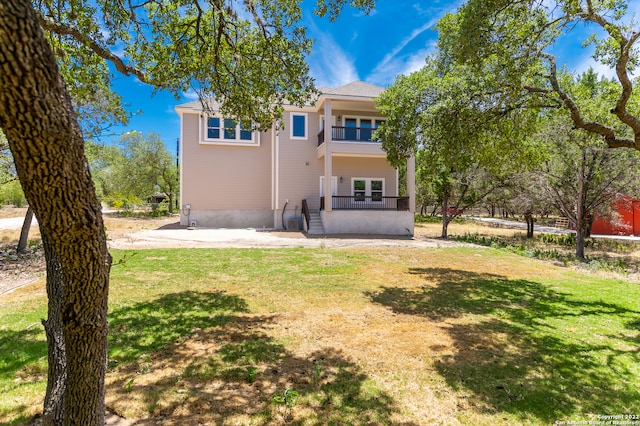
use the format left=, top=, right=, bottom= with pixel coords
left=103, top=0, right=638, bottom=154
left=104, top=1, right=466, bottom=153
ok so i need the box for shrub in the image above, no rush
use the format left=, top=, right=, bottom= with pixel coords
left=0, top=181, right=26, bottom=207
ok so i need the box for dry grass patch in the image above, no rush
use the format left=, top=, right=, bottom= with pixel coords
left=2, top=243, right=640, bottom=425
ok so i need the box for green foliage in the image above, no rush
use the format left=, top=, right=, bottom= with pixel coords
left=35, top=0, right=374, bottom=130
left=88, top=133, right=178, bottom=209
left=0, top=180, right=26, bottom=207
left=455, top=231, right=637, bottom=274
left=272, top=387, right=299, bottom=407
left=444, top=0, right=640, bottom=150
left=245, top=366, right=257, bottom=383
left=413, top=214, right=442, bottom=224
left=376, top=54, right=544, bottom=237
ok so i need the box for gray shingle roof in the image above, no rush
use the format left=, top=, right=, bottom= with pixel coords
left=175, top=81, right=384, bottom=111
left=322, top=81, right=384, bottom=98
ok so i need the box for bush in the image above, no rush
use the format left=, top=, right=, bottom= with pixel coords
left=104, top=194, right=144, bottom=211
left=0, top=181, right=26, bottom=207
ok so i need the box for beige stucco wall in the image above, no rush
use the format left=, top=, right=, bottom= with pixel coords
left=179, top=105, right=406, bottom=230
left=185, top=209, right=273, bottom=229
left=276, top=110, right=324, bottom=212
left=180, top=112, right=274, bottom=226
left=332, top=157, right=397, bottom=196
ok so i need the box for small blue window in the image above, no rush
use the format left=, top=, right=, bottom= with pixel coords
left=224, top=118, right=236, bottom=140
left=207, top=117, right=220, bottom=139
left=292, top=114, right=306, bottom=138
left=240, top=121, right=252, bottom=141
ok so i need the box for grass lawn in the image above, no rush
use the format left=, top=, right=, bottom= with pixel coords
left=1, top=246, right=639, bottom=425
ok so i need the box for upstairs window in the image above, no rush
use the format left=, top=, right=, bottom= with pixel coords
left=291, top=112, right=308, bottom=140
left=224, top=118, right=237, bottom=140
left=202, top=116, right=257, bottom=145
left=207, top=117, right=221, bottom=139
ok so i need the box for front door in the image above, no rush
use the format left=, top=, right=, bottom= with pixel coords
left=319, top=176, right=338, bottom=196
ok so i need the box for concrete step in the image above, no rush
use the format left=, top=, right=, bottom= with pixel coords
left=306, top=212, right=325, bottom=235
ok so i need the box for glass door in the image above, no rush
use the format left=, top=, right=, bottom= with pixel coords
left=345, top=117, right=357, bottom=140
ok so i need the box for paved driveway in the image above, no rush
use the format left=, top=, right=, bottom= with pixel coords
left=107, top=226, right=464, bottom=249
left=0, top=215, right=36, bottom=230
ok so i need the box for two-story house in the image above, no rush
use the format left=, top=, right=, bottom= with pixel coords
left=176, top=81, right=416, bottom=235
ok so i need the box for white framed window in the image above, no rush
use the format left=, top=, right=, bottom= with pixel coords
left=352, top=178, right=384, bottom=202
left=290, top=112, right=308, bottom=140
left=201, top=115, right=258, bottom=146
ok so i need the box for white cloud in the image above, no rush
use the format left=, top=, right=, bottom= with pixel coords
left=181, top=88, right=200, bottom=100
left=370, top=19, right=438, bottom=80
left=573, top=55, right=618, bottom=80
left=367, top=42, right=435, bottom=86
left=366, top=1, right=463, bottom=86
left=306, top=21, right=359, bottom=88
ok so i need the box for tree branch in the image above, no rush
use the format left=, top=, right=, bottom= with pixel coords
left=36, top=13, right=147, bottom=82
left=575, top=5, right=640, bottom=147
left=542, top=52, right=637, bottom=149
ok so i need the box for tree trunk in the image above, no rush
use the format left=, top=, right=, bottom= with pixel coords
left=0, top=2, right=111, bottom=424
left=17, top=205, right=33, bottom=254
left=575, top=148, right=586, bottom=259
left=575, top=148, right=587, bottom=260
left=525, top=213, right=534, bottom=239
left=441, top=195, right=449, bottom=239
left=41, top=231, right=66, bottom=426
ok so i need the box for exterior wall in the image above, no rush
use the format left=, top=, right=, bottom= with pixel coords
left=591, top=197, right=640, bottom=236
left=180, top=112, right=273, bottom=226
left=320, top=210, right=414, bottom=235
left=332, top=157, right=397, bottom=196
left=332, top=109, right=386, bottom=124
left=276, top=110, right=324, bottom=217
left=328, top=141, right=386, bottom=157
left=178, top=93, right=413, bottom=232
left=186, top=209, right=274, bottom=229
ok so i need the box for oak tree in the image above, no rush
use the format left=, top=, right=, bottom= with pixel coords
left=376, top=57, right=541, bottom=238
left=1, top=0, right=374, bottom=423
left=444, top=0, right=640, bottom=150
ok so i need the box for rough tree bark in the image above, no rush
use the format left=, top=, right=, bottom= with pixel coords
left=41, top=231, right=66, bottom=426
left=441, top=193, right=450, bottom=239
left=0, top=1, right=111, bottom=425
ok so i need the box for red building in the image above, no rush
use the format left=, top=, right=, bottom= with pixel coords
left=591, top=195, right=640, bottom=236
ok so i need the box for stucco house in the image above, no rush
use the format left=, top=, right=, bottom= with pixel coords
left=176, top=81, right=416, bottom=235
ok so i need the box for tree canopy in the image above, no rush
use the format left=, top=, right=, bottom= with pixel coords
left=36, top=0, right=374, bottom=129
left=375, top=54, right=543, bottom=237
left=440, top=0, right=640, bottom=150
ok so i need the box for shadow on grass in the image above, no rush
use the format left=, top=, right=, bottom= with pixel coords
left=108, top=290, right=249, bottom=364
left=0, top=327, right=46, bottom=425
left=107, top=291, right=412, bottom=425
left=367, top=268, right=640, bottom=423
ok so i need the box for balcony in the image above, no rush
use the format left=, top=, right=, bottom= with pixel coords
left=317, top=126, right=381, bottom=146
left=320, top=196, right=409, bottom=211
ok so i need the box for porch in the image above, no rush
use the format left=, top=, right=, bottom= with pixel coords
left=302, top=197, right=413, bottom=236
left=320, top=195, right=409, bottom=211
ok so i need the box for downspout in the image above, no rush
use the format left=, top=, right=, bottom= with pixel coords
left=282, top=199, right=289, bottom=230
